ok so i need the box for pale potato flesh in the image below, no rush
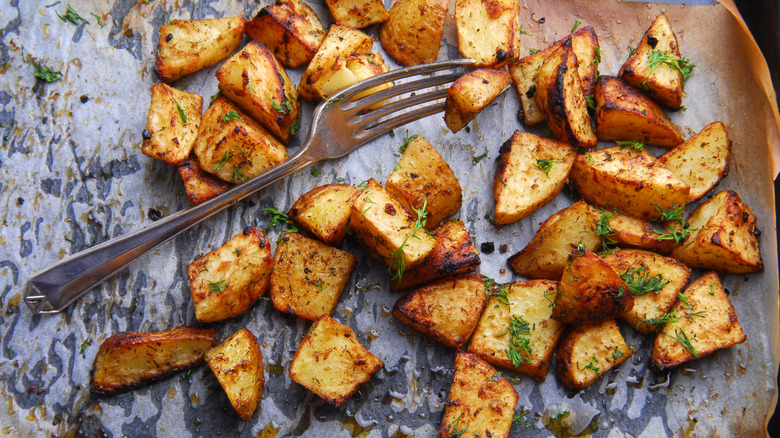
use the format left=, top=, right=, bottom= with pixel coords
left=206, top=329, right=264, bottom=421
left=143, top=83, right=203, bottom=166
left=556, top=320, right=631, bottom=389
left=313, top=53, right=391, bottom=101
left=379, top=0, right=447, bottom=66
left=444, top=68, right=511, bottom=133
left=326, top=0, right=389, bottom=28
left=454, top=0, right=521, bottom=67
left=289, top=183, right=360, bottom=246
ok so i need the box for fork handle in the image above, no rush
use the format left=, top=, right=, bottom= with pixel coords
left=23, top=151, right=313, bottom=314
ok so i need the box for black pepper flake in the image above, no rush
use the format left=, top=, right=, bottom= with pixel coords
left=495, top=49, right=507, bottom=62
left=480, top=242, right=495, bottom=254
left=742, top=211, right=749, bottom=222
left=16, top=197, right=24, bottom=206
left=525, top=84, right=536, bottom=99
left=165, top=33, right=173, bottom=42
left=538, top=17, right=546, bottom=24
left=304, top=268, right=311, bottom=274
left=243, top=226, right=253, bottom=236
left=647, top=35, right=658, bottom=48
left=147, top=208, right=163, bottom=221
left=754, top=227, right=761, bottom=237
left=80, top=95, right=89, bottom=103
left=142, top=129, right=153, bottom=140
left=499, top=244, right=508, bottom=254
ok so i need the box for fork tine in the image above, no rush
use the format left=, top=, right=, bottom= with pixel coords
left=346, top=71, right=462, bottom=114
left=355, top=101, right=446, bottom=143
left=351, top=87, right=448, bottom=126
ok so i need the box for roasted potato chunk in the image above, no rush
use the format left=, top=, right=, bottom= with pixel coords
left=508, top=201, right=602, bottom=279
left=439, top=353, right=518, bottom=438
left=245, top=0, right=326, bottom=68
left=598, top=209, right=679, bottom=254
left=467, top=280, right=566, bottom=380
left=555, top=320, right=632, bottom=389
left=393, top=274, right=487, bottom=349
left=571, top=146, right=690, bottom=221
left=289, top=183, right=360, bottom=246
left=91, top=326, right=218, bottom=395
left=594, top=75, right=683, bottom=147
left=671, top=190, right=763, bottom=273
left=652, top=272, right=746, bottom=369
left=289, top=316, right=383, bottom=407
left=187, top=227, right=273, bottom=323
left=326, top=0, right=389, bottom=28
left=385, top=135, right=462, bottom=230
left=444, top=68, right=511, bottom=133
left=454, top=0, right=521, bottom=67
left=142, top=83, right=203, bottom=166
left=379, top=0, right=447, bottom=66
left=657, top=121, right=731, bottom=202
left=155, top=16, right=245, bottom=82
left=177, top=157, right=233, bottom=206
left=216, top=41, right=300, bottom=143
left=312, top=53, right=392, bottom=101
left=206, top=329, right=264, bottom=421
left=193, top=97, right=288, bottom=184
left=493, top=130, right=576, bottom=225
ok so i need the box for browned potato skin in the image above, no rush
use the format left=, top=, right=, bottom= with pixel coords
left=143, top=83, right=203, bottom=166
left=379, top=0, right=447, bottom=66
left=91, top=326, right=218, bottom=395
left=155, top=17, right=245, bottom=82
left=390, top=218, right=481, bottom=291
left=289, top=184, right=360, bottom=246
left=556, top=320, right=631, bottom=389
left=595, top=76, right=683, bottom=147
left=246, top=0, right=326, bottom=68
left=570, top=26, right=600, bottom=96
left=454, top=0, right=521, bottom=67
left=552, top=249, right=633, bottom=325
left=205, top=329, right=264, bottom=421
left=444, top=68, right=511, bottom=133
left=326, top=0, right=389, bottom=28
left=177, top=157, right=233, bottom=206
left=603, top=210, right=678, bottom=254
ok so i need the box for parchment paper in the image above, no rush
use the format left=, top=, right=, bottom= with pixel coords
left=0, top=0, right=778, bottom=437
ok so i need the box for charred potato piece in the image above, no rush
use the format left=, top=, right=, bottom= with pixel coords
left=289, top=316, right=383, bottom=407
left=390, top=218, right=481, bottom=291
left=187, top=227, right=273, bottom=323
left=508, top=201, right=602, bottom=280
left=177, top=157, right=233, bottom=206
left=289, top=183, right=360, bottom=246
left=205, top=329, right=264, bottom=421
left=385, top=135, right=462, bottom=230
left=671, top=190, right=763, bottom=273
left=454, top=0, right=521, bottom=67
left=216, top=41, right=300, bottom=143
left=571, top=146, right=690, bottom=221
left=570, top=26, right=601, bottom=96
left=599, top=209, right=679, bottom=254
left=493, top=130, right=576, bottom=225
left=652, top=272, right=746, bottom=369
left=394, top=274, right=487, bottom=350
left=439, top=353, right=518, bottom=438
left=444, top=68, right=511, bottom=133
left=91, top=326, right=218, bottom=395
left=142, top=83, right=203, bottom=166
left=379, top=0, right=447, bottom=66
left=658, top=121, right=731, bottom=202
left=555, top=320, right=632, bottom=389
left=594, top=75, right=683, bottom=147
left=326, top=0, right=389, bottom=28
left=467, top=280, right=566, bottom=380
left=245, top=0, right=326, bottom=68
left=155, top=16, right=245, bottom=82
left=193, top=97, right=288, bottom=184
left=313, top=53, right=392, bottom=101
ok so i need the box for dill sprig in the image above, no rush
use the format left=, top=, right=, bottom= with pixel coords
left=388, top=199, right=429, bottom=282
left=482, top=277, right=509, bottom=305
left=647, top=49, right=695, bottom=80
left=534, top=159, right=563, bottom=176
left=665, top=328, right=699, bottom=357
left=620, top=266, right=669, bottom=296
left=504, top=315, right=533, bottom=367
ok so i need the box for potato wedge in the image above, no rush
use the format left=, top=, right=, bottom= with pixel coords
left=91, top=326, right=218, bottom=395
left=444, top=68, right=511, bottom=133
left=289, top=183, right=360, bottom=246
left=142, top=83, right=203, bottom=166
left=671, top=190, right=763, bottom=273
left=652, top=272, right=746, bottom=369
left=155, top=17, right=245, bottom=82
left=379, top=0, right=447, bottom=66
left=657, top=121, right=731, bottom=202
left=187, top=227, right=273, bottom=323
left=454, top=0, right=521, bottom=67
left=598, top=209, right=679, bottom=254
left=177, top=156, right=233, bottom=206
left=594, top=75, right=683, bottom=147
left=206, top=329, right=264, bottom=421
left=245, top=0, right=326, bottom=68
left=313, top=53, right=392, bottom=101
left=555, top=320, right=631, bottom=389
left=493, top=130, right=576, bottom=225
left=326, top=0, right=389, bottom=28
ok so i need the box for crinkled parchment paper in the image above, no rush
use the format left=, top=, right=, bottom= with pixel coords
left=0, top=0, right=778, bottom=436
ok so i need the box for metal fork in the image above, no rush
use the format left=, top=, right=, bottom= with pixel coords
left=23, top=58, right=476, bottom=314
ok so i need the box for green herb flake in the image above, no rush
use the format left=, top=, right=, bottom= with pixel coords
left=620, top=266, right=669, bottom=296
left=263, top=207, right=299, bottom=241
left=534, top=159, right=563, bottom=176
left=652, top=204, right=685, bottom=225
left=612, top=348, right=624, bottom=360
left=583, top=355, right=600, bottom=374
left=594, top=209, right=618, bottom=252
left=685, top=310, right=707, bottom=323
left=489, top=372, right=502, bottom=381
left=646, top=49, right=695, bottom=80
left=505, top=315, right=533, bottom=367
left=472, top=147, right=489, bottom=165
left=519, top=25, right=532, bottom=36
left=79, top=340, right=91, bottom=358
left=33, top=62, right=63, bottom=83
left=91, top=12, right=105, bottom=27
left=529, top=48, right=540, bottom=55
left=267, top=93, right=293, bottom=115
left=7, top=346, right=15, bottom=359
left=398, top=133, right=419, bottom=155
left=482, top=278, right=510, bottom=306
left=642, top=310, right=680, bottom=327
left=447, top=413, right=469, bottom=438
left=232, top=164, right=246, bottom=182
left=221, top=111, right=241, bottom=123
left=234, top=249, right=242, bottom=257
left=616, top=140, right=645, bottom=151
left=666, top=328, right=699, bottom=357
left=209, top=91, right=222, bottom=106
left=310, top=166, right=320, bottom=177
left=709, top=282, right=717, bottom=295
left=58, top=5, right=88, bottom=25
left=483, top=211, right=494, bottom=225
left=290, top=118, right=300, bottom=136
left=172, top=99, right=188, bottom=124
left=585, top=95, right=596, bottom=110
left=571, top=18, right=581, bottom=32
left=213, top=151, right=233, bottom=172
left=388, top=199, right=429, bottom=282
left=514, top=409, right=536, bottom=429
left=208, top=280, right=229, bottom=294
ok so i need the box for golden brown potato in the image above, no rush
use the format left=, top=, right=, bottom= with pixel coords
left=205, top=329, right=264, bottom=421
left=535, top=39, right=597, bottom=148
left=155, top=16, right=245, bottom=82
left=508, top=201, right=602, bottom=279
left=187, top=227, right=273, bottom=323
left=393, top=274, right=487, bottom=349
left=570, top=26, right=601, bottom=96
left=671, top=190, right=763, bottom=273
left=454, top=0, right=521, bottom=67
left=177, top=157, right=233, bottom=206
left=493, top=130, right=576, bottom=225
left=439, top=353, right=518, bottom=438
left=289, top=316, right=383, bottom=407
left=600, top=210, right=679, bottom=254
left=571, top=146, right=690, bottom=221
left=379, top=0, right=447, bottom=66
left=594, top=76, right=684, bottom=147
left=385, top=135, right=462, bottom=230
left=552, top=248, right=633, bottom=325
left=142, top=83, right=203, bottom=166
left=326, top=0, right=389, bottom=28
left=555, top=320, right=632, bottom=389
left=312, top=53, right=392, bottom=101
left=245, top=0, right=326, bottom=68
left=389, top=218, right=481, bottom=291
left=657, top=121, right=731, bottom=202
left=467, top=280, right=566, bottom=381
left=444, top=68, right=512, bottom=133
left=193, top=97, right=288, bottom=184
left=652, top=272, right=746, bottom=369
left=289, top=183, right=360, bottom=246
left=216, top=41, right=300, bottom=143
left=91, top=326, right=218, bottom=395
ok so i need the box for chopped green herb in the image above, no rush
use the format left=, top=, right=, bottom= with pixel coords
left=79, top=340, right=91, bottom=358
left=583, top=355, right=600, bottom=374
left=534, top=159, right=563, bottom=176
left=666, top=328, right=699, bottom=357
left=587, top=154, right=594, bottom=164
left=652, top=204, right=685, bottom=225
left=290, top=118, right=300, bottom=136
left=221, top=111, right=241, bottom=122
left=58, top=5, right=88, bottom=25
left=336, top=177, right=346, bottom=183
left=389, top=130, right=395, bottom=138
left=543, top=288, right=561, bottom=308
left=172, top=99, right=188, bottom=124
left=234, top=249, right=242, bottom=257
left=685, top=310, right=707, bottom=323
left=489, top=372, right=503, bottom=381
left=504, top=315, right=533, bottom=367
left=232, top=164, right=246, bottom=182
left=612, top=348, right=624, bottom=360
left=398, top=133, right=418, bottom=155
left=514, top=409, right=536, bottom=429
left=357, top=180, right=368, bottom=188
left=616, top=140, right=644, bottom=151
left=571, top=18, right=581, bottom=32
left=585, top=95, right=596, bottom=110
left=447, top=413, right=469, bottom=438
left=482, top=278, right=509, bottom=305
left=709, top=282, right=717, bottom=295
left=208, top=280, right=229, bottom=293
left=591, top=47, right=601, bottom=77
left=263, top=207, right=299, bottom=241
left=472, top=147, right=489, bottom=165
left=312, top=279, right=324, bottom=290
left=654, top=222, right=696, bottom=244
left=33, top=61, right=63, bottom=83
left=213, top=151, right=233, bottom=171
left=555, top=410, right=570, bottom=420
left=677, top=292, right=689, bottom=304
left=642, top=310, right=680, bottom=327
left=483, top=211, right=494, bottom=225
left=529, top=48, right=540, bottom=55
left=91, top=12, right=105, bottom=27
left=209, top=91, right=222, bottom=106
left=388, top=199, right=429, bottom=282
left=646, top=49, right=695, bottom=80
left=310, top=166, right=320, bottom=177
left=267, top=93, right=293, bottom=114
left=594, top=209, right=618, bottom=252
left=64, top=236, right=74, bottom=243
left=181, top=369, right=193, bottom=381
left=7, top=346, right=15, bottom=359
left=620, top=266, right=669, bottom=296
left=519, top=25, right=532, bottom=36
left=627, top=46, right=636, bottom=56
